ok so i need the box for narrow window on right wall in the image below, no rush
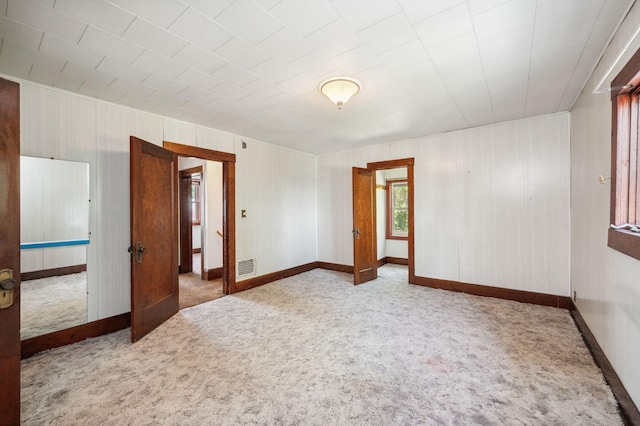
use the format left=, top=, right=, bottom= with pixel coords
left=608, top=47, right=640, bottom=260
left=386, top=179, right=408, bottom=240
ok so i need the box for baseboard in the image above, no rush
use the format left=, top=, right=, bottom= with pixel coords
left=232, top=262, right=318, bottom=293
left=203, top=267, right=223, bottom=280
left=316, top=262, right=354, bottom=274
left=21, top=313, right=130, bottom=359
left=21, top=264, right=86, bottom=281
left=193, top=248, right=201, bottom=254
left=413, top=275, right=571, bottom=309
left=569, top=302, right=640, bottom=426
left=385, top=256, right=408, bottom=265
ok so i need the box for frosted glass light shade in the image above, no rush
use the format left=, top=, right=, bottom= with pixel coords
left=320, top=78, right=360, bottom=109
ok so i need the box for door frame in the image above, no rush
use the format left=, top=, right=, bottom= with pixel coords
left=366, top=158, right=415, bottom=284
left=163, top=141, right=236, bottom=294
left=0, top=77, right=21, bottom=425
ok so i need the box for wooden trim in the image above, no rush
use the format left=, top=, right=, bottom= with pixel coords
left=179, top=171, right=193, bottom=273
left=164, top=141, right=236, bottom=163
left=164, top=141, right=236, bottom=296
left=376, top=258, right=386, bottom=268
left=21, top=313, right=130, bottom=359
left=181, top=165, right=202, bottom=175
left=569, top=302, right=640, bottom=426
left=21, top=264, right=86, bottom=281
left=367, top=158, right=414, bottom=169
left=413, top=275, right=571, bottom=308
left=385, top=256, right=408, bottom=265
left=386, top=178, right=409, bottom=240
left=611, top=47, right=640, bottom=98
left=316, top=262, right=354, bottom=274
left=193, top=248, right=201, bottom=254
left=233, top=262, right=318, bottom=293
left=203, top=267, right=223, bottom=280
left=608, top=228, right=640, bottom=260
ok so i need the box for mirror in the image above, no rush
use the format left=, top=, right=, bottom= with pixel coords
left=19, top=156, right=90, bottom=340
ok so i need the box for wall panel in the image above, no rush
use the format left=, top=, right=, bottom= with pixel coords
left=569, top=1, right=640, bottom=406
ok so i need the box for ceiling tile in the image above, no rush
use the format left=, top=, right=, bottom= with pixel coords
left=397, top=0, right=466, bottom=24
left=331, top=0, right=402, bottom=32
left=8, top=0, right=87, bottom=43
left=303, top=18, right=362, bottom=59
left=213, top=62, right=260, bottom=87
left=0, top=16, right=44, bottom=50
left=288, top=51, right=339, bottom=79
left=40, top=33, right=105, bottom=69
left=250, top=57, right=298, bottom=84
left=117, top=92, right=161, bottom=110
left=141, top=73, right=188, bottom=95
left=331, top=44, right=381, bottom=74
left=107, top=0, right=188, bottom=29
left=2, top=39, right=66, bottom=73
left=29, top=65, right=83, bottom=91
left=210, top=81, right=250, bottom=101
left=54, top=0, right=134, bottom=36
left=79, top=80, right=126, bottom=102
left=0, top=52, right=31, bottom=78
left=253, top=0, right=280, bottom=10
left=413, top=3, right=473, bottom=48
left=467, top=0, right=511, bottom=16
left=174, top=68, right=223, bottom=92
left=179, top=0, right=236, bottom=20
left=277, top=73, right=315, bottom=96
left=427, top=32, right=480, bottom=67
left=215, top=0, right=283, bottom=44
left=357, top=12, right=417, bottom=54
left=269, top=0, right=339, bottom=37
left=258, top=27, right=314, bottom=64
left=123, top=18, right=188, bottom=57
left=96, top=56, right=151, bottom=83
left=177, top=86, right=220, bottom=105
left=472, top=0, right=536, bottom=41
left=108, top=77, right=156, bottom=98
left=168, top=8, right=234, bottom=51
left=79, top=25, right=144, bottom=64
left=171, top=44, right=228, bottom=75
left=214, top=37, right=270, bottom=69
left=147, top=90, right=189, bottom=106
left=378, top=39, right=430, bottom=71
left=134, top=50, right=189, bottom=80
left=243, top=79, right=284, bottom=98
left=62, top=61, right=114, bottom=85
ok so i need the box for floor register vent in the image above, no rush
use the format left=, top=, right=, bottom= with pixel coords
left=238, top=258, right=256, bottom=276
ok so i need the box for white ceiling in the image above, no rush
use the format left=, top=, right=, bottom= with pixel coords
left=0, top=0, right=633, bottom=154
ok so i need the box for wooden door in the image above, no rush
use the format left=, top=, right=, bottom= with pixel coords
left=0, top=78, right=21, bottom=425
left=130, top=137, right=178, bottom=342
left=179, top=171, right=192, bottom=274
left=352, top=167, right=377, bottom=285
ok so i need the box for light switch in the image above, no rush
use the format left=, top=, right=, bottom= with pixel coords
left=241, top=209, right=246, bottom=218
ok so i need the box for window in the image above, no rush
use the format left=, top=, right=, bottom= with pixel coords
left=609, top=47, right=640, bottom=260
left=386, top=179, right=408, bottom=239
left=191, top=178, right=201, bottom=225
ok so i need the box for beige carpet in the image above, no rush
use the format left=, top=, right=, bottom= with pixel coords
left=20, top=272, right=87, bottom=340
left=21, top=265, right=621, bottom=425
left=179, top=253, right=224, bottom=309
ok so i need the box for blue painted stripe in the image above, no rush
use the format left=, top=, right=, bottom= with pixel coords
left=20, top=239, right=90, bottom=250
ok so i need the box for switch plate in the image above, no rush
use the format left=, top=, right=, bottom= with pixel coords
left=241, top=209, right=246, bottom=218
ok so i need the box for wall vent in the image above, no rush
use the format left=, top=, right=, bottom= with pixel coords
left=238, top=258, right=255, bottom=276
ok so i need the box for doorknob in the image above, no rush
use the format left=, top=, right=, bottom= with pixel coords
left=128, top=241, right=146, bottom=264
left=352, top=228, right=360, bottom=240
left=0, top=269, right=16, bottom=309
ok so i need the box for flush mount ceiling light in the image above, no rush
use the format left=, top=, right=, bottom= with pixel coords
left=319, top=77, right=361, bottom=109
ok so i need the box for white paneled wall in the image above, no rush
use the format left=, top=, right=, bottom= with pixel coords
left=318, top=113, right=571, bottom=296
left=569, top=1, right=640, bottom=407
left=15, top=77, right=318, bottom=322
left=235, top=137, right=317, bottom=279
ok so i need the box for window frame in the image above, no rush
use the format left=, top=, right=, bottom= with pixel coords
left=191, top=178, right=201, bottom=226
left=608, top=47, right=640, bottom=260
left=386, top=178, right=409, bottom=240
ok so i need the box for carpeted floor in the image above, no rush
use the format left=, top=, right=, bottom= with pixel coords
left=21, top=265, right=622, bottom=425
left=20, top=272, right=87, bottom=340
left=179, top=253, right=224, bottom=309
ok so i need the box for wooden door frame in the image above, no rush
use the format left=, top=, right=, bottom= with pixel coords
left=179, top=165, right=203, bottom=276
left=163, top=142, right=236, bottom=294
left=179, top=169, right=193, bottom=274
left=366, top=158, right=415, bottom=284
left=0, top=77, right=21, bottom=425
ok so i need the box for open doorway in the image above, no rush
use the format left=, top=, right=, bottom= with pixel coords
left=178, top=158, right=224, bottom=310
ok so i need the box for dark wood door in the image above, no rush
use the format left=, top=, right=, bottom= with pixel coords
left=352, top=167, right=377, bottom=285
left=179, top=171, right=192, bottom=274
left=130, top=136, right=178, bottom=342
left=0, top=78, right=21, bottom=425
